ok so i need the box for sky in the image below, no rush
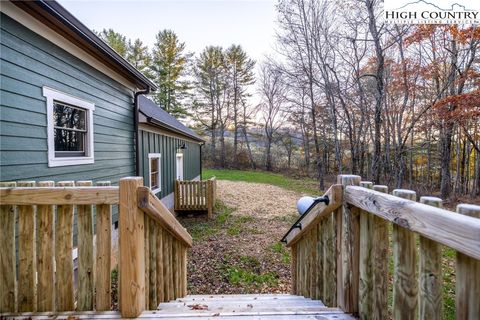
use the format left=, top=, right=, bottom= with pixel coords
left=58, top=0, right=278, bottom=63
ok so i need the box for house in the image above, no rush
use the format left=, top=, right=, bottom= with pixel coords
left=0, top=1, right=203, bottom=211
left=137, top=96, right=204, bottom=208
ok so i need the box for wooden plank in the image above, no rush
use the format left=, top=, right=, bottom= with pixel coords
left=144, top=216, right=150, bottom=309
left=336, top=175, right=361, bottom=314
left=149, top=220, right=157, bottom=309
left=345, top=186, right=480, bottom=260
left=371, top=185, right=388, bottom=320
left=418, top=196, right=443, bottom=320
left=76, top=181, right=94, bottom=311
left=170, top=238, right=176, bottom=299
left=156, top=228, right=165, bottom=303
left=119, top=177, right=145, bottom=318
left=163, top=232, right=172, bottom=302
left=455, top=204, right=480, bottom=320
left=36, top=181, right=55, bottom=312
left=315, top=222, right=323, bottom=301
left=17, top=181, right=36, bottom=312
left=284, top=184, right=343, bottom=247
left=310, top=227, right=318, bottom=300
left=291, top=244, right=297, bottom=295
left=0, top=181, right=17, bottom=313
left=0, top=187, right=119, bottom=205
left=323, top=212, right=336, bottom=307
left=358, top=181, right=373, bottom=319
left=305, top=232, right=312, bottom=298
left=137, top=187, right=193, bottom=247
left=391, top=189, right=418, bottom=320
left=96, top=181, right=112, bottom=311
left=182, top=245, right=188, bottom=297
left=55, top=181, right=75, bottom=311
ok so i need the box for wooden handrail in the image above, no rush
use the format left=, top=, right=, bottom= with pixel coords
left=283, top=184, right=343, bottom=246
left=137, top=186, right=193, bottom=248
left=345, top=185, right=480, bottom=260
left=0, top=187, right=119, bottom=205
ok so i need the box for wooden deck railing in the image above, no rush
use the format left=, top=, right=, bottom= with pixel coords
left=282, top=174, right=480, bottom=319
left=0, top=177, right=192, bottom=318
left=174, top=177, right=217, bottom=218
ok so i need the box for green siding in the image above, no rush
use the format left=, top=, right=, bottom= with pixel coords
left=0, top=13, right=136, bottom=185
left=138, top=129, right=202, bottom=199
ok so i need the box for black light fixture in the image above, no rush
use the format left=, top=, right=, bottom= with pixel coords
left=180, top=142, right=187, bottom=150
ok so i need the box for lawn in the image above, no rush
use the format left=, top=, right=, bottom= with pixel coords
left=203, top=168, right=321, bottom=194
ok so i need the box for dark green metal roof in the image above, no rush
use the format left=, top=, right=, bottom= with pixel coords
left=138, top=96, right=204, bottom=143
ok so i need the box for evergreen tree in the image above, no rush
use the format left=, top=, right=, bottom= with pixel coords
left=97, top=28, right=128, bottom=58
left=225, top=45, right=255, bottom=166
left=127, top=38, right=153, bottom=80
left=193, top=46, right=228, bottom=166
left=151, top=30, right=192, bottom=118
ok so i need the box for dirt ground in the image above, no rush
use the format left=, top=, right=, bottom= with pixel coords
left=179, top=180, right=305, bottom=295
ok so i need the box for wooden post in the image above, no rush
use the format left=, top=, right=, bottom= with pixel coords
left=163, top=232, right=172, bottom=301
left=17, top=181, right=36, bottom=312
left=144, top=215, right=150, bottom=308
left=96, top=181, right=112, bottom=311
left=149, top=220, right=157, bottom=309
left=291, top=244, right=297, bottom=295
left=119, top=177, right=145, bottom=318
left=372, top=185, right=389, bottom=320
left=315, top=222, right=323, bottom=301
left=156, top=228, right=164, bottom=302
left=36, top=181, right=55, bottom=312
left=76, top=180, right=94, bottom=311
left=337, top=174, right=361, bottom=313
left=392, top=189, right=418, bottom=320
left=55, top=181, right=75, bottom=311
left=323, top=212, right=336, bottom=306
left=419, top=196, right=443, bottom=320
left=456, top=204, right=480, bottom=320
left=310, top=227, right=318, bottom=299
left=358, top=181, right=373, bottom=319
left=0, top=182, right=16, bottom=313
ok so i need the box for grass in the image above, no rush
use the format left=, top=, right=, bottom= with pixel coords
left=268, top=242, right=291, bottom=264
left=222, top=254, right=279, bottom=287
left=203, top=169, right=320, bottom=194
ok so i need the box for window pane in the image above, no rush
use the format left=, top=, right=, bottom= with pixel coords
left=151, top=172, right=158, bottom=189
left=54, top=129, right=85, bottom=152
left=151, top=158, right=158, bottom=172
left=54, top=102, right=86, bottom=130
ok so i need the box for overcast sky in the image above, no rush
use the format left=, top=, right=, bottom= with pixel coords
left=58, top=0, right=278, bottom=63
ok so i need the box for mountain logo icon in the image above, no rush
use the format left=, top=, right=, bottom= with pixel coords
left=394, top=0, right=475, bottom=11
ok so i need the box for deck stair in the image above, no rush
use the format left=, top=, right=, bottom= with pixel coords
left=4, top=294, right=354, bottom=319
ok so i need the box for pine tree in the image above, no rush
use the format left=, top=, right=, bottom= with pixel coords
left=193, top=46, right=228, bottom=166
left=225, top=45, right=255, bottom=166
left=127, top=38, right=153, bottom=80
left=151, top=30, right=192, bottom=118
left=97, top=28, right=128, bottom=58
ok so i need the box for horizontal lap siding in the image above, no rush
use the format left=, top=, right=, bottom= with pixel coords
left=0, top=13, right=136, bottom=186
left=0, top=14, right=136, bottom=231
left=139, top=129, right=201, bottom=199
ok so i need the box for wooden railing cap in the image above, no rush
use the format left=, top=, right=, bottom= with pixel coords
left=420, top=196, right=442, bottom=202
left=457, top=203, right=480, bottom=212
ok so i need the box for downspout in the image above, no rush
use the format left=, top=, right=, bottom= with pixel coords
left=134, top=88, right=150, bottom=176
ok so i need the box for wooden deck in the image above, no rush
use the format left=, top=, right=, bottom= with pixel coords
left=2, top=294, right=354, bottom=319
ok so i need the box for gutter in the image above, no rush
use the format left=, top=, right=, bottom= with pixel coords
left=134, top=89, right=150, bottom=176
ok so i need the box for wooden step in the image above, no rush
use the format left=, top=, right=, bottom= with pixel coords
left=1, top=295, right=354, bottom=319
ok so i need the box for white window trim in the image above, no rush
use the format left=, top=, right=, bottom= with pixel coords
left=176, top=153, right=184, bottom=180
left=43, top=86, right=95, bottom=167
left=148, top=153, right=162, bottom=194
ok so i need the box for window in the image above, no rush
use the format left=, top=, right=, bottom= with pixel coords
left=43, top=87, right=95, bottom=167
left=149, top=153, right=161, bottom=193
